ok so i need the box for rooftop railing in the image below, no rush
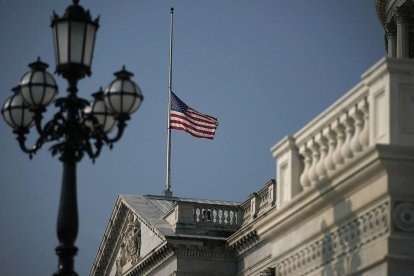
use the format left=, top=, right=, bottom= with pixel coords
left=272, top=57, right=414, bottom=207
left=163, top=200, right=242, bottom=235
left=241, top=179, right=276, bottom=226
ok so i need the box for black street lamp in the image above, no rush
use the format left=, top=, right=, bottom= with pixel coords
left=1, top=1, right=143, bottom=275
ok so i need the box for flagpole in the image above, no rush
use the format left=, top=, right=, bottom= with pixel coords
left=165, top=7, right=174, bottom=197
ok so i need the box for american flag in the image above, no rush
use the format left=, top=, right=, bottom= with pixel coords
left=170, top=92, right=219, bottom=139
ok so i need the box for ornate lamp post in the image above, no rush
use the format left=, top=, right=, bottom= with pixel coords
left=1, top=1, right=143, bottom=275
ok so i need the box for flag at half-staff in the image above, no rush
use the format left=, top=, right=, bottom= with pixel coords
left=170, top=92, right=219, bottom=139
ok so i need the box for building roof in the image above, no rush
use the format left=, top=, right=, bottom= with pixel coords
left=120, top=194, right=241, bottom=238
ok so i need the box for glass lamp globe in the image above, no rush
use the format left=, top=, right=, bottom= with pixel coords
left=104, top=66, right=143, bottom=117
left=85, top=89, right=116, bottom=133
left=19, top=58, right=58, bottom=108
left=2, top=87, right=34, bottom=131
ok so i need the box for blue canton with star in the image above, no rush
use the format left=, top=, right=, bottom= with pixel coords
left=171, top=92, right=188, bottom=113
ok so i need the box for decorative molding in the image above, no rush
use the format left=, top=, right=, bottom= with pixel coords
left=127, top=239, right=235, bottom=275
left=175, top=246, right=234, bottom=260
left=229, top=230, right=260, bottom=256
left=376, top=0, right=387, bottom=26
left=386, top=0, right=409, bottom=24
left=91, top=201, right=128, bottom=276
left=392, top=201, right=414, bottom=232
left=274, top=202, right=389, bottom=276
left=385, top=23, right=397, bottom=40
left=126, top=244, right=174, bottom=276
left=394, top=5, right=409, bottom=24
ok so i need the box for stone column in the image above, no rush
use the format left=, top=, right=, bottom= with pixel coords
left=395, top=8, right=409, bottom=58
left=386, top=23, right=397, bottom=57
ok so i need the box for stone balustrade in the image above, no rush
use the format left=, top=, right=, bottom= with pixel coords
left=242, top=200, right=252, bottom=222
left=193, top=203, right=240, bottom=226
left=272, top=58, right=414, bottom=208
left=297, top=87, right=369, bottom=189
left=241, top=180, right=276, bottom=225
left=163, top=200, right=242, bottom=235
left=163, top=180, right=276, bottom=232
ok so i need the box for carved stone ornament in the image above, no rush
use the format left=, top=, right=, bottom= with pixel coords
left=116, top=213, right=141, bottom=276
left=385, top=23, right=397, bottom=39
left=260, top=267, right=275, bottom=276
left=393, top=202, right=414, bottom=232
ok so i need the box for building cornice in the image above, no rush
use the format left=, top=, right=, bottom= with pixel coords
left=376, top=0, right=409, bottom=26
left=257, top=142, right=414, bottom=244
left=126, top=243, right=174, bottom=276
left=90, top=197, right=128, bottom=276
left=228, top=229, right=260, bottom=256
left=126, top=240, right=235, bottom=275
left=362, top=57, right=414, bottom=87
left=254, top=145, right=380, bottom=242
left=175, top=245, right=235, bottom=260
left=274, top=201, right=390, bottom=275
left=248, top=143, right=414, bottom=275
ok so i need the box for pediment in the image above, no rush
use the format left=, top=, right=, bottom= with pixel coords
left=91, top=195, right=175, bottom=276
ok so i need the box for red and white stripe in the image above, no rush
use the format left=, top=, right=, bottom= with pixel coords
left=170, top=108, right=218, bottom=139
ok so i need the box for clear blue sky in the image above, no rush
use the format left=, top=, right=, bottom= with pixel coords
left=0, top=1, right=384, bottom=275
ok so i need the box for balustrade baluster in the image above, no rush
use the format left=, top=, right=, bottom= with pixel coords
left=202, top=208, right=206, bottom=221
left=333, top=121, right=346, bottom=166
left=350, top=106, right=364, bottom=153
left=308, top=140, right=320, bottom=185
left=341, top=114, right=355, bottom=160
left=359, top=99, right=369, bottom=148
left=324, top=127, right=337, bottom=172
left=316, top=134, right=328, bottom=181
left=196, top=208, right=201, bottom=222
left=223, top=210, right=228, bottom=225
left=299, top=145, right=312, bottom=188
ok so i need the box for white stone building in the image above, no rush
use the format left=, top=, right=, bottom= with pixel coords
left=90, top=1, right=414, bottom=275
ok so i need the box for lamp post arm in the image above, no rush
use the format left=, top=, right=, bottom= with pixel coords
left=104, top=119, right=127, bottom=146
left=84, top=138, right=103, bottom=163
left=15, top=131, right=39, bottom=158
left=34, top=108, right=47, bottom=136
left=15, top=108, right=67, bottom=158
left=34, top=105, right=66, bottom=139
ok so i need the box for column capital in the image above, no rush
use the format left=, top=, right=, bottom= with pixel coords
left=395, top=6, right=409, bottom=24
left=385, top=23, right=397, bottom=39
